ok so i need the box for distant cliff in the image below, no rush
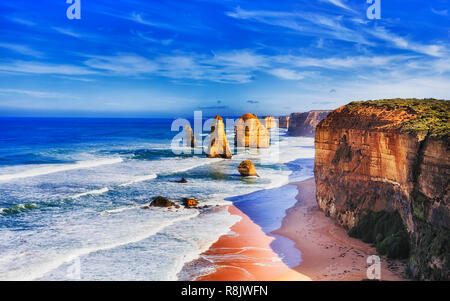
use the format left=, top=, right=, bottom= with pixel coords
left=279, top=116, right=290, bottom=129
left=288, top=110, right=331, bottom=137
left=314, top=99, right=449, bottom=280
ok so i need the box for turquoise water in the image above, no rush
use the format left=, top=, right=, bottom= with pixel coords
left=0, top=118, right=314, bottom=280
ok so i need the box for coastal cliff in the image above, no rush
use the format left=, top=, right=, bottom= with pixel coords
left=288, top=110, right=331, bottom=137
left=314, top=99, right=449, bottom=280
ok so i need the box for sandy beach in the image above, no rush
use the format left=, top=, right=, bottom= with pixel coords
left=196, top=178, right=407, bottom=281
left=195, top=205, right=311, bottom=281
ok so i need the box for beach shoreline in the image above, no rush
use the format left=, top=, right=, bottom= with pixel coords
left=193, top=177, right=408, bottom=281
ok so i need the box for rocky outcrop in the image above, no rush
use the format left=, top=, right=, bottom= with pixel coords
left=279, top=116, right=290, bottom=129
left=235, top=113, right=270, bottom=148
left=182, top=198, right=199, bottom=208
left=185, top=125, right=195, bottom=148
left=207, top=115, right=232, bottom=159
left=150, top=196, right=175, bottom=207
left=238, top=160, right=259, bottom=177
left=262, top=116, right=276, bottom=129
left=314, top=99, right=449, bottom=280
left=288, top=110, right=331, bottom=137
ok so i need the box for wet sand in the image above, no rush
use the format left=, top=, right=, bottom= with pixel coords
left=196, top=205, right=311, bottom=281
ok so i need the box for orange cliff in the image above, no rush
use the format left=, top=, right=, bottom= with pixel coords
left=314, top=99, right=449, bottom=280
left=234, top=113, right=270, bottom=148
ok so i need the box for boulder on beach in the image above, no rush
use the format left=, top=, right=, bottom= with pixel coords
left=150, top=196, right=175, bottom=207
left=182, top=198, right=199, bottom=208
left=238, top=160, right=259, bottom=177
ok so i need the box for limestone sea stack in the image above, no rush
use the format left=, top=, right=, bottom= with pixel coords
left=288, top=110, right=331, bottom=137
left=279, top=116, right=290, bottom=129
left=207, top=115, right=232, bottom=159
left=261, top=116, right=276, bottom=129
left=185, top=124, right=195, bottom=148
left=314, top=99, right=449, bottom=280
left=235, top=113, right=270, bottom=148
left=238, top=160, right=259, bottom=177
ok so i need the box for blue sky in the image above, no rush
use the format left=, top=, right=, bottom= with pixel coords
left=0, top=0, right=449, bottom=117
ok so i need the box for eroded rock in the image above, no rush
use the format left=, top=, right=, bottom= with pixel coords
left=238, top=160, right=259, bottom=177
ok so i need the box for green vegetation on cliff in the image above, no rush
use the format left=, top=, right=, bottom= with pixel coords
left=409, top=220, right=450, bottom=280
left=347, top=98, right=449, bottom=137
left=349, top=210, right=410, bottom=259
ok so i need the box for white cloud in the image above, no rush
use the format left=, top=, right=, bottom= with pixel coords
left=0, top=89, right=78, bottom=99
left=320, top=0, right=354, bottom=12
left=431, top=8, right=448, bottom=16
left=0, top=61, right=97, bottom=75
left=52, top=27, right=83, bottom=38
left=267, top=68, right=307, bottom=80
left=0, top=43, right=43, bottom=58
left=83, top=54, right=158, bottom=75
left=368, top=26, right=445, bottom=57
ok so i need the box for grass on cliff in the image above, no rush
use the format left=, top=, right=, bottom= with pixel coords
left=347, top=98, right=449, bottom=137
left=348, top=210, right=410, bottom=259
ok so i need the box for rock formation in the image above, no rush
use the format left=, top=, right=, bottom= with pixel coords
left=185, top=125, right=195, bottom=148
left=288, top=110, right=331, bottom=137
left=314, top=99, right=449, bottom=280
left=182, top=198, right=199, bottom=208
left=238, top=160, right=259, bottom=177
left=279, top=116, right=290, bottom=129
left=150, top=196, right=175, bottom=207
left=207, top=115, right=232, bottom=159
left=176, top=177, right=188, bottom=183
left=261, top=116, right=276, bottom=129
left=234, top=113, right=270, bottom=148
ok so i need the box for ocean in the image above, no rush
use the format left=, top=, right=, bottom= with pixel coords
left=0, top=117, right=314, bottom=280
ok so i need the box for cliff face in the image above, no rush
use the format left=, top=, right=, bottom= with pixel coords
left=207, top=115, right=232, bottom=158
left=235, top=113, right=270, bottom=148
left=279, top=116, right=290, bottom=129
left=288, top=110, right=331, bottom=137
left=314, top=99, right=449, bottom=280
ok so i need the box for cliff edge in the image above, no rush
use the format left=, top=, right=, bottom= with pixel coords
left=314, top=98, right=449, bottom=280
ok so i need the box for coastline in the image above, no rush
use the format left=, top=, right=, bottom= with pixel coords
left=192, top=177, right=408, bottom=281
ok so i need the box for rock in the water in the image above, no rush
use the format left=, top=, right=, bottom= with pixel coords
left=207, top=115, right=232, bottom=159
left=262, top=116, right=276, bottom=129
left=182, top=198, right=199, bottom=208
left=185, top=125, right=196, bottom=148
left=176, top=177, right=188, bottom=183
left=238, top=160, right=259, bottom=177
left=150, top=196, right=175, bottom=207
left=235, top=113, right=270, bottom=148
